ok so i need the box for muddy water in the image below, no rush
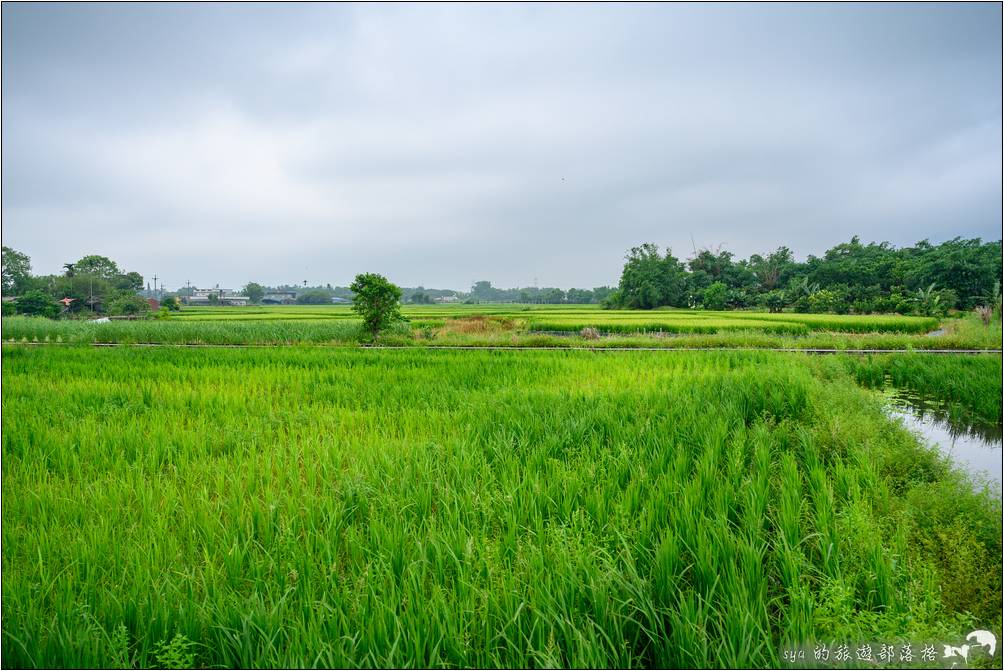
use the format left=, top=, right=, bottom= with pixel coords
left=883, top=388, right=1002, bottom=495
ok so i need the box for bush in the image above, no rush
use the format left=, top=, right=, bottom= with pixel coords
left=107, top=294, right=152, bottom=317
left=15, top=290, right=60, bottom=318
left=702, top=282, right=728, bottom=310
left=761, top=290, right=787, bottom=313
left=807, top=289, right=843, bottom=314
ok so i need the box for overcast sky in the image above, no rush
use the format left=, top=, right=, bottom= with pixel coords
left=2, top=3, right=1001, bottom=290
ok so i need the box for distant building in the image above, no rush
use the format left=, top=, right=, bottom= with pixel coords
left=434, top=295, right=460, bottom=303
left=147, top=298, right=161, bottom=311
left=331, top=296, right=351, bottom=304
left=184, top=288, right=250, bottom=307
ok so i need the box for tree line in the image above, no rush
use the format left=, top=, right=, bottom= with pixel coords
left=605, top=236, right=1002, bottom=315
left=4, top=234, right=1001, bottom=318
left=1, top=249, right=170, bottom=318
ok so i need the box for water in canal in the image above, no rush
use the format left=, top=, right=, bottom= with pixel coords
left=883, top=387, right=1002, bottom=495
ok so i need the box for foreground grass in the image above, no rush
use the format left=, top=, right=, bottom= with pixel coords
left=2, top=347, right=1000, bottom=668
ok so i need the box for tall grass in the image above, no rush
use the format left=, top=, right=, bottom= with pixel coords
left=2, top=347, right=999, bottom=667
left=821, top=353, right=1003, bottom=426
left=0, top=316, right=378, bottom=345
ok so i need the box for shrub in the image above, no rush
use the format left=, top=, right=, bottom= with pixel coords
left=702, top=282, right=728, bottom=310
left=107, top=294, right=152, bottom=317
left=15, top=290, right=60, bottom=318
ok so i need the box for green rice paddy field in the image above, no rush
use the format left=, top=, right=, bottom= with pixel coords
left=6, top=306, right=1002, bottom=350
left=2, top=345, right=1001, bottom=668
left=169, top=304, right=943, bottom=335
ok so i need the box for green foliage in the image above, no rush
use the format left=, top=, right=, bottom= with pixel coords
left=615, top=243, right=688, bottom=309
left=106, top=294, right=152, bottom=317
left=2, top=246, right=32, bottom=296
left=74, top=255, right=120, bottom=280
left=108, top=623, right=132, bottom=669
left=14, top=289, right=60, bottom=318
left=161, top=296, right=181, bottom=311
left=611, top=237, right=1001, bottom=313
left=761, top=289, right=787, bottom=313
left=154, top=633, right=197, bottom=669
left=702, top=281, right=728, bottom=310
left=1, top=347, right=999, bottom=667
left=836, top=353, right=1002, bottom=426
left=296, top=289, right=333, bottom=305
left=807, top=288, right=843, bottom=314
left=242, top=282, right=266, bottom=304
left=350, top=273, right=404, bottom=339
left=409, top=291, right=434, bottom=304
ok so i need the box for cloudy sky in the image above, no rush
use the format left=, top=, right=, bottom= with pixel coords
left=2, top=3, right=1001, bottom=290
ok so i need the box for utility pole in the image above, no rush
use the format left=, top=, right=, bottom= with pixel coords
left=152, top=274, right=159, bottom=295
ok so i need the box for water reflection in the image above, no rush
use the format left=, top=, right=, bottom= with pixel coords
left=883, top=388, right=1002, bottom=494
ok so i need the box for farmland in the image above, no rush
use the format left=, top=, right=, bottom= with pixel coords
left=2, top=345, right=1001, bottom=668
left=6, top=305, right=1000, bottom=350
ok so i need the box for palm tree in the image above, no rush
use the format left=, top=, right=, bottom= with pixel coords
left=915, top=283, right=941, bottom=317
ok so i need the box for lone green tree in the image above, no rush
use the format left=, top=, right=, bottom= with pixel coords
left=242, top=282, right=265, bottom=304
left=350, top=273, right=403, bottom=340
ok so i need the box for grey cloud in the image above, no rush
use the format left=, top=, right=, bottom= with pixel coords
left=2, top=3, right=1000, bottom=290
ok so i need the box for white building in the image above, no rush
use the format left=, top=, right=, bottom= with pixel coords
left=185, top=288, right=250, bottom=306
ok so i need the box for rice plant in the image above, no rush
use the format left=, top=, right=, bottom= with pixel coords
left=2, top=347, right=999, bottom=668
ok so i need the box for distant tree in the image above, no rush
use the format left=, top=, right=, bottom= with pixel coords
left=409, top=291, right=433, bottom=304
left=350, top=273, right=403, bottom=340
left=591, top=286, right=613, bottom=303
left=470, top=281, right=496, bottom=302
left=600, top=289, right=623, bottom=309
left=2, top=246, right=32, bottom=296
left=702, top=282, right=728, bottom=310
left=114, top=271, right=144, bottom=292
left=542, top=288, right=565, bottom=304
left=50, top=274, right=114, bottom=314
left=107, top=294, right=152, bottom=316
left=207, top=293, right=220, bottom=305
left=297, top=289, right=333, bottom=305
left=15, top=290, right=60, bottom=318
left=161, top=296, right=182, bottom=311
left=243, top=282, right=266, bottom=304
left=616, top=244, right=688, bottom=309
left=761, top=289, right=787, bottom=313
left=74, top=255, right=120, bottom=280
left=807, top=288, right=842, bottom=314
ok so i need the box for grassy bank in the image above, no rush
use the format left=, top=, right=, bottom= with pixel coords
left=2, top=347, right=1000, bottom=667
left=822, top=353, right=1003, bottom=427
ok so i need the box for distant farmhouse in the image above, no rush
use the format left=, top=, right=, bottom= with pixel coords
left=184, top=288, right=250, bottom=307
